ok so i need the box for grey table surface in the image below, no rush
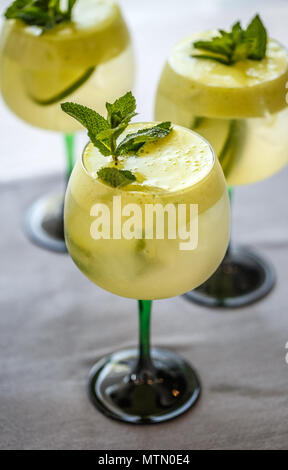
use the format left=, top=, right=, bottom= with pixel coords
left=0, top=167, right=288, bottom=450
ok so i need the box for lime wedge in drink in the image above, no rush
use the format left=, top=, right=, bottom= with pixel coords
left=191, top=118, right=232, bottom=157
left=225, top=108, right=288, bottom=185
left=23, top=66, right=95, bottom=105
left=190, top=118, right=246, bottom=180
left=217, top=121, right=246, bottom=179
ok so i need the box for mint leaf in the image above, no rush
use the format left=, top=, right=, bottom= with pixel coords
left=193, top=38, right=233, bottom=59
left=97, top=168, right=136, bottom=188
left=4, top=0, right=77, bottom=30
left=192, top=14, right=267, bottom=65
left=190, top=53, right=230, bottom=65
left=231, top=22, right=243, bottom=44
left=245, top=14, right=267, bottom=60
left=106, top=91, right=137, bottom=128
left=61, top=102, right=110, bottom=156
left=116, top=122, right=172, bottom=156
left=5, top=0, right=30, bottom=17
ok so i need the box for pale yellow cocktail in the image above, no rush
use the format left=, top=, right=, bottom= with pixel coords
left=155, top=32, right=288, bottom=185
left=65, top=123, right=230, bottom=299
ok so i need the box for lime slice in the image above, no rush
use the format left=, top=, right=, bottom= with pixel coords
left=162, top=32, right=288, bottom=118
left=2, top=1, right=130, bottom=69
left=218, top=121, right=246, bottom=179
left=191, top=117, right=246, bottom=181
left=192, top=118, right=232, bottom=156
left=23, top=66, right=95, bottom=105
left=224, top=108, right=288, bottom=185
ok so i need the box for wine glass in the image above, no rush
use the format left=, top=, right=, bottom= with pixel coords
left=155, top=30, right=288, bottom=308
left=64, top=122, right=230, bottom=423
left=0, top=0, right=134, bottom=252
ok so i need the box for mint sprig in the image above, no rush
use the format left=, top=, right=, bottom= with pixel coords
left=4, top=0, right=77, bottom=31
left=192, top=14, right=267, bottom=65
left=61, top=92, right=172, bottom=188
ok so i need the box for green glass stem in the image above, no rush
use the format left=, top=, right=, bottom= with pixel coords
left=58, top=133, right=75, bottom=236
left=136, top=300, right=154, bottom=373
left=64, top=133, right=75, bottom=181
left=228, top=185, right=233, bottom=203
left=226, top=185, right=233, bottom=256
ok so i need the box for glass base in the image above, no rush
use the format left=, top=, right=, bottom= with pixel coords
left=88, top=348, right=200, bottom=424
left=184, top=245, right=275, bottom=308
left=24, top=192, right=67, bottom=253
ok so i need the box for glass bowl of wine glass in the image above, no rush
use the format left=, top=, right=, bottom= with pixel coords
left=63, top=92, right=230, bottom=423
left=155, top=16, right=288, bottom=308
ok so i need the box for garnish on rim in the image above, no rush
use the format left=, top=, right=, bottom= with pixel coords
left=192, top=14, right=267, bottom=65
left=61, top=92, right=172, bottom=188
left=4, top=0, right=77, bottom=31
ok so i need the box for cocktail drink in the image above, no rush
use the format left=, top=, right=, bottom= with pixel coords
left=0, top=0, right=134, bottom=252
left=66, top=124, right=229, bottom=299
left=63, top=92, right=230, bottom=423
left=155, top=15, right=288, bottom=307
